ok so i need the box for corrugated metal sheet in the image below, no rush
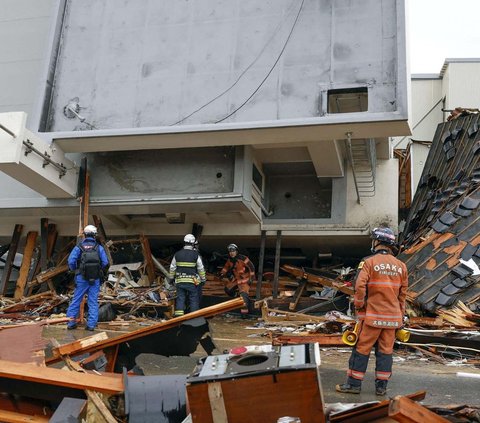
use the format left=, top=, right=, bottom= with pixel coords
left=400, top=112, right=480, bottom=313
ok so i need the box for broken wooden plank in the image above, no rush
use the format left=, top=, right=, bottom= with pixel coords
left=0, top=359, right=123, bottom=394
left=56, top=332, right=109, bottom=357
left=48, top=297, right=244, bottom=364
left=389, top=395, right=449, bottom=422
left=31, top=264, right=69, bottom=288
left=0, top=224, right=23, bottom=295
left=272, top=334, right=344, bottom=346
left=85, top=390, right=118, bottom=423
left=14, top=231, right=38, bottom=300
left=282, top=264, right=354, bottom=296
left=330, top=391, right=426, bottom=423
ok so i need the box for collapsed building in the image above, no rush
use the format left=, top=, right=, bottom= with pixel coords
left=0, top=0, right=409, bottom=262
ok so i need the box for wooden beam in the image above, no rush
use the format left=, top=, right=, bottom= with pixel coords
left=47, top=223, right=58, bottom=263
left=330, top=391, right=426, bottom=423
left=48, top=298, right=244, bottom=364
left=389, top=395, right=449, bottom=423
left=0, top=409, right=50, bottom=423
left=0, top=224, right=23, bottom=295
left=40, top=218, right=48, bottom=271
left=85, top=391, right=117, bottom=423
left=282, top=264, right=354, bottom=296
left=30, top=264, right=69, bottom=288
left=273, top=230, right=282, bottom=299
left=255, top=230, right=266, bottom=300
left=140, top=234, right=155, bottom=284
left=0, top=359, right=123, bottom=394
left=14, top=232, right=38, bottom=300
left=92, top=215, right=113, bottom=265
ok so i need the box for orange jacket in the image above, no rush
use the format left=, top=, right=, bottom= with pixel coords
left=354, top=249, right=408, bottom=329
left=221, top=254, right=255, bottom=285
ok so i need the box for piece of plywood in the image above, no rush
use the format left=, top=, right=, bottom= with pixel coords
left=0, top=224, right=23, bottom=295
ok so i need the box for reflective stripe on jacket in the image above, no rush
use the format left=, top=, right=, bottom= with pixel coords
left=169, top=246, right=206, bottom=284
left=221, top=254, right=255, bottom=285
left=354, top=249, right=408, bottom=328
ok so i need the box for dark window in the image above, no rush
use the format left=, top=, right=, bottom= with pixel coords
left=328, top=87, right=368, bottom=114
left=252, top=163, right=263, bottom=193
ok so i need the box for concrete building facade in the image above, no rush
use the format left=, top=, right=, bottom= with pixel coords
left=0, top=0, right=409, bottom=257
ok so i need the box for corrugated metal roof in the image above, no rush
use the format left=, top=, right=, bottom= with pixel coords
left=400, top=113, right=480, bottom=313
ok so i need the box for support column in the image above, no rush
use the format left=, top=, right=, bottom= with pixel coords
left=255, top=230, right=266, bottom=300
left=273, top=230, right=282, bottom=299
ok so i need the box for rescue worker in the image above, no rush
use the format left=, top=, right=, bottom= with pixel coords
left=169, top=234, right=206, bottom=317
left=336, top=227, right=408, bottom=396
left=219, top=244, right=255, bottom=318
left=66, top=225, right=109, bottom=331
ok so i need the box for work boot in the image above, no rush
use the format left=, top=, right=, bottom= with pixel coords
left=67, top=324, right=78, bottom=330
left=375, top=381, right=387, bottom=396
left=335, top=383, right=361, bottom=394
left=85, top=326, right=95, bottom=331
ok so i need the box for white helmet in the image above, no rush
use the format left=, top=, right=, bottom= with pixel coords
left=84, top=225, right=98, bottom=236
left=184, top=234, right=196, bottom=244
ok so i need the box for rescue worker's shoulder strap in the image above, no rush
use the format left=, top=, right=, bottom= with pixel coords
left=237, top=254, right=249, bottom=262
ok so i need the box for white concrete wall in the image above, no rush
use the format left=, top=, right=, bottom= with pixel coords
left=345, top=158, right=399, bottom=232
left=411, top=142, right=430, bottom=197
left=0, top=0, right=55, bottom=127
left=443, top=62, right=480, bottom=110
left=392, top=77, right=443, bottom=149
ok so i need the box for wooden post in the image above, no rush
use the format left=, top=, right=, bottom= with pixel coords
left=255, top=230, right=266, bottom=300
left=40, top=218, right=49, bottom=271
left=47, top=223, right=58, bottom=264
left=14, top=232, right=38, bottom=300
left=0, top=224, right=23, bottom=295
left=92, top=215, right=113, bottom=265
left=140, top=234, right=155, bottom=285
left=273, top=230, right=282, bottom=299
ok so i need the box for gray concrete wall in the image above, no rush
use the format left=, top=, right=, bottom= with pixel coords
left=44, top=0, right=405, bottom=131
left=0, top=0, right=56, bottom=127
left=88, top=147, right=235, bottom=199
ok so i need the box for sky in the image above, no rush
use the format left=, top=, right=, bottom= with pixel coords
left=408, top=0, right=480, bottom=74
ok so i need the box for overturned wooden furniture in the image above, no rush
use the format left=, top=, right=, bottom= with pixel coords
left=187, top=343, right=325, bottom=423
left=48, top=298, right=244, bottom=372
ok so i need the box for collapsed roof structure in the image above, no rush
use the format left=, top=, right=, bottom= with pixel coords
left=400, top=111, right=480, bottom=314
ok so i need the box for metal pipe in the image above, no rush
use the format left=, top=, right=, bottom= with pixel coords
left=23, top=139, right=67, bottom=177
left=345, top=132, right=361, bottom=204
left=0, top=124, right=16, bottom=138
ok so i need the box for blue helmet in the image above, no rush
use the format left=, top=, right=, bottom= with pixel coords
left=371, top=227, right=396, bottom=246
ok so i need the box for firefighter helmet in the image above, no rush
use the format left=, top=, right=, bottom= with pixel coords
left=371, top=227, right=396, bottom=246
left=184, top=234, right=196, bottom=245
left=227, top=243, right=238, bottom=252
left=83, top=225, right=98, bottom=236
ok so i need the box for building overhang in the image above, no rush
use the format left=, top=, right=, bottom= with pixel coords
left=49, top=113, right=411, bottom=153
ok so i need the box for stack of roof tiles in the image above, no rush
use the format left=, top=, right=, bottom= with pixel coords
left=400, top=113, right=480, bottom=313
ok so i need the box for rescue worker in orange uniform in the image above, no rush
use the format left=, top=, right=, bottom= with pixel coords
left=336, top=227, right=408, bottom=396
left=219, top=244, right=255, bottom=318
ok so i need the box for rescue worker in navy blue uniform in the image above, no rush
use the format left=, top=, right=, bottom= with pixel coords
left=169, top=234, right=206, bottom=317
left=336, top=227, right=408, bottom=396
left=66, top=225, right=109, bottom=331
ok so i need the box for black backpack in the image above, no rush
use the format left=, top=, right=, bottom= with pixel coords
left=78, top=243, right=102, bottom=282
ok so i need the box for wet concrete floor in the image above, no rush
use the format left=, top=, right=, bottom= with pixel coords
left=45, top=315, right=480, bottom=406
